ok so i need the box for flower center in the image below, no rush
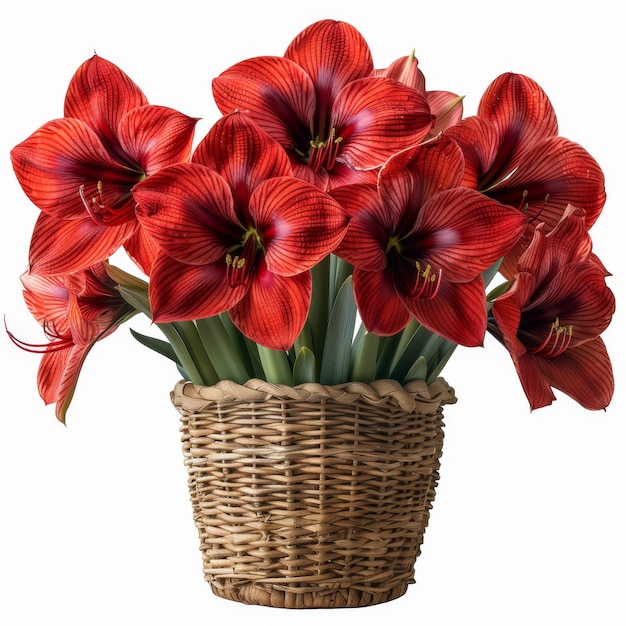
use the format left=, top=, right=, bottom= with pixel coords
left=527, top=317, right=573, bottom=357
left=408, top=261, right=442, bottom=300
left=79, top=181, right=134, bottom=226
left=308, top=127, right=343, bottom=172
left=225, top=230, right=259, bottom=288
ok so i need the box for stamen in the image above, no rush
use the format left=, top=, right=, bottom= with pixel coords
left=308, top=128, right=343, bottom=172
left=79, top=181, right=108, bottom=223
left=225, top=234, right=257, bottom=287
left=78, top=181, right=134, bottom=226
left=528, top=193, right=550, bottom=223
left=527, top=317, right=573, bottom=357
left=517, top=189, right=529, bottom=212
left=4, top=318, right=73, bottom=354
left=408, top=261, right=442, bottom=300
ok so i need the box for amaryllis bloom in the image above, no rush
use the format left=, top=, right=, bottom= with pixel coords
left=133, top=113, right=348, bottom=350
left=488, top=206, right=615, bottom=410
left=375, top=52, right=464, bottom=137
left=10, top=54, right=198, bottom=276
left=332, top=136, right=527, bottom=346
left=212, top=19, right=434, bottom=191
left=444, top=72, right=605, bottom=278
left=7, top=264, right=136, bottom=423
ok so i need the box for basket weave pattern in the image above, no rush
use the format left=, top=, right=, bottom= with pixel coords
left=173, top=378, right=456, bottom=609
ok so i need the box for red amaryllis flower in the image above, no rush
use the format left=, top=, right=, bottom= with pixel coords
left=10, top=54, right=198, bottom=276
left=133, top=112, right=348, bottom=350
left=6, top=263, right=136, bottom=423
left=444, top=72, right=605, bottom=278
left=375, top=52, right=464, bottom=137
left=332, top=136, right=527, bottom=346
left=212, top=19, right=434, bottom=190
left=488, top=205, right=615, bottom=410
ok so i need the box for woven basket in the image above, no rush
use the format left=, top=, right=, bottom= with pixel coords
left=172, top=377, right=456, bottom=609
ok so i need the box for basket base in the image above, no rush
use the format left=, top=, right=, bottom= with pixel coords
left=209, top=579, right=412, bottom=609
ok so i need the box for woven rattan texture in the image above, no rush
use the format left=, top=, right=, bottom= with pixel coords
left=173, top=378, right=456, bottom=608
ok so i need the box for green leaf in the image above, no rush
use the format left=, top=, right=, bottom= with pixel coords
left=196, top=316, right=251, bottom=383
left=389, top=324, right=446, bottom=381
left=486, top=279, right=512, bottom=303
left=350, top=329, right=379, bottom=382
left=308, top=255, right=330, bottom=372
left=294, top=320, right=314, bottom=355
left=118, top=284, right=151, bottom=317
left=104, top=262, right=149, bottom=290
left=319, top=275, right=357, bottom=385
left=129, top=328, right=181, bottom=364
left=402, top=355, right=428, bottom=384
left=375, top=328, right=408, bottom=379
left=118, top=285, right=218, bottom=386
left=257, top=345, right=292, bottom=385
left=427, top=340, right=457, bottom=383
left=293, top=346, right=316, bottom=385
left=482, top=258, right=503, bottom=288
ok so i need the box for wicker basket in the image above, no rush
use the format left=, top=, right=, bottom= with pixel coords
left=172, top=377, right=456, bottom=609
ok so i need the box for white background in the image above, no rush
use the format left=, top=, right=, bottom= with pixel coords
left=1, top=1, right=624, bottom=624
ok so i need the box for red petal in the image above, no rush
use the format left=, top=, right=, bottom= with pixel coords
left=381, top=136, right=465, bottom=205
left=477, top=72, right=558, bottom=153
left=536, top=338, right=614, bottom=410
left=148, top=254, right=246, bottom=323
left=332, top=77, right=433, bottom=169
left=123, top=224, right=160, bottom=276
left=229, top=261, right=311, bottom=350
left=11, top=118, right=134, bottom=220
left=414, top=188, right=527, bottom=282
left=495, top=136, right=606, bottom=224
left=192, top=112, right=292, bottom=203
left=426, top=91, right=464, bottom=135
left=332, top=184, right=390, bottom=271
left=402, top=276, right=488, bottom=347
left=444, top=116, right=502, bottom=189
left=531, top=262, right=615, bottom=342
left=29, top=212, right=137, bottom=275
left=64, top=54, right=148, bottom=145
left=284, top=19, right=374, bottom=95
left=251, top=177, right=348, bottom=275
left=133, top=163, right=240, bottom=266
left=212, top=56, right=315, bottom=149
left=37, top=344, right=90, bottom=423
left=375, top=55, right=426, bottom=92
left=118, top=105, right=198, bottom=175
left=512, top=350, right=557, bottom=410
left=353, top=267, right=411, bottom=336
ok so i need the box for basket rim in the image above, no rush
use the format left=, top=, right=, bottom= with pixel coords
left=171, top=377, right=456, bottom=413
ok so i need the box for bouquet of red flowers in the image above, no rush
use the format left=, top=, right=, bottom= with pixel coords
left=9, top=18, right=614, bottom=423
